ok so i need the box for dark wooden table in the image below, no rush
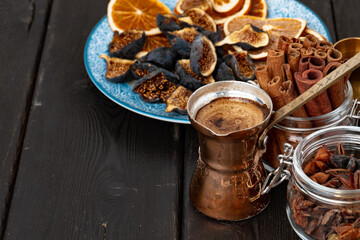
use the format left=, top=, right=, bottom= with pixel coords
left=1, top=0, right=359, bottom=239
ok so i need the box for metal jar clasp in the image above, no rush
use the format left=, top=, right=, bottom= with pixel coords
left=348, top=99, right=360, bottom=121
left=261, top=143, right=294, bottom=195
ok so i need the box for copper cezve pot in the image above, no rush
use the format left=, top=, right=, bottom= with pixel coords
left=187, top=81, right=273, bottom=220
left=186, top=54, right=360, bottom=221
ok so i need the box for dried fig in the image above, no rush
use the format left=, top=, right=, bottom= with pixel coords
left=108, top=30, right=145, bottom=59
left=190, top=34, right=217, bottom=77
left=100, top=54, right=135, bottom=83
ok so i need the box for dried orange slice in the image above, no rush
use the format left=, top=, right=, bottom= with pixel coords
left=107, top=0, right=171, bottom=35
left=135, top=34, right=171, bottom=58
left=174, top=0, right=212, bottom=15
left=142, top=34, right=171, bottom=52
left=224, top=16, right=306, bottom=59
left=224, top=15, right=306, bottom=36
left=301, top=28, right=327, bottom=41
left=247, top=0, right=267, bottom=18
left=211, top=0, right=251, bottom=17
left=210, top=0, right=252, bottom=25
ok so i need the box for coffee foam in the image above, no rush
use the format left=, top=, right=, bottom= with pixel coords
left=195, top=97, right=269, bottom=134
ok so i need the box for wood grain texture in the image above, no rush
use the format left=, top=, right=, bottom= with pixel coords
left=0, top=0, right=51, bottom=234
left=3, top=0, right=183, bottom=239
left=3, top=0, right=354, bottom=239
left=331, top=0, right=360, bottom=40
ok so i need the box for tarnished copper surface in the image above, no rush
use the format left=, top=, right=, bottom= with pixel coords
left=187, top=81, right=273, bottom=220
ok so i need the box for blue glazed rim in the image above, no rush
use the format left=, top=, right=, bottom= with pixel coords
left=84, top=0, right=332, bottom=125
left=84, top=16, right=191, bottom=124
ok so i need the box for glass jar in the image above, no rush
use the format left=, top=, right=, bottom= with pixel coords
left=263, top=82, right=357, bottom=168
left=285, top=126, right=360, bottom=240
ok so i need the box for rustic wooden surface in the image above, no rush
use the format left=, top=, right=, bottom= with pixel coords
left=0, top=0, right=51, bottom=235
left=0, top=0, right=358, bottom=239
left=331, top=0, right=360, bottom=40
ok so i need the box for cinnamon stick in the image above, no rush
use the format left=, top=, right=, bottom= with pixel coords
left=323, top=62, right=346, bottom=109
left=303, top=35, right=318, bottom=49
left=279, top=64, right=311, bottom=119
left=290, top=37, right=301, bottom=44
left=288, top=43, right=303, bottom=54
left=298, top=56, right=325, bottom=74
left=267, top=49, right=285, bottom=79
left=277, top=36, right=291, bottom=53
left=316, top=40, right=333, bottom=51
left=287, top=49, right=301, bottom=74
left=309, top=56, right=326, bottom=71
left=280, top=64, right=293, bottom=82
left=280, top=80, right=309, bottom=118
left=267, top=76, right=286, bottom=110
left=298, top=56, right=310, bottom=74
left=314, top=49, right=327, bottom=61
left=326, top=48, right=342, bottom=63
left=300, top=47, right=315, bottom=57
left=255, top=65, right=271, bottom=93
left=294, top=69, right=333, bottom=116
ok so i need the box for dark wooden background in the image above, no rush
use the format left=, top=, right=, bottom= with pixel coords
left=0, top=0, right=359, bottom=239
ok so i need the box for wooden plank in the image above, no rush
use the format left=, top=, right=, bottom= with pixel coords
left=181, top=1, right=335, bottom=239
left=331, top=0, right=360, bottom=40
left=3, top=0, right=184, bottom=239
left=301, top=0, right=336, bottom=42
left=0, top=0, right=51, bottom=234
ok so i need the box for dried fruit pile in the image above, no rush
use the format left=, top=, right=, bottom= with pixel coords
left=174, top=0, right=267, bottom=21
left=289, top=143, right=360, bottom=240
left=224, top=15, right=307, bottom=59
left=101, top=0, right=314, bottom=114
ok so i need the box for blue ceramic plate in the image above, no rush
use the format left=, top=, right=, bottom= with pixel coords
left=84, top=0, right=331, bottom=124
